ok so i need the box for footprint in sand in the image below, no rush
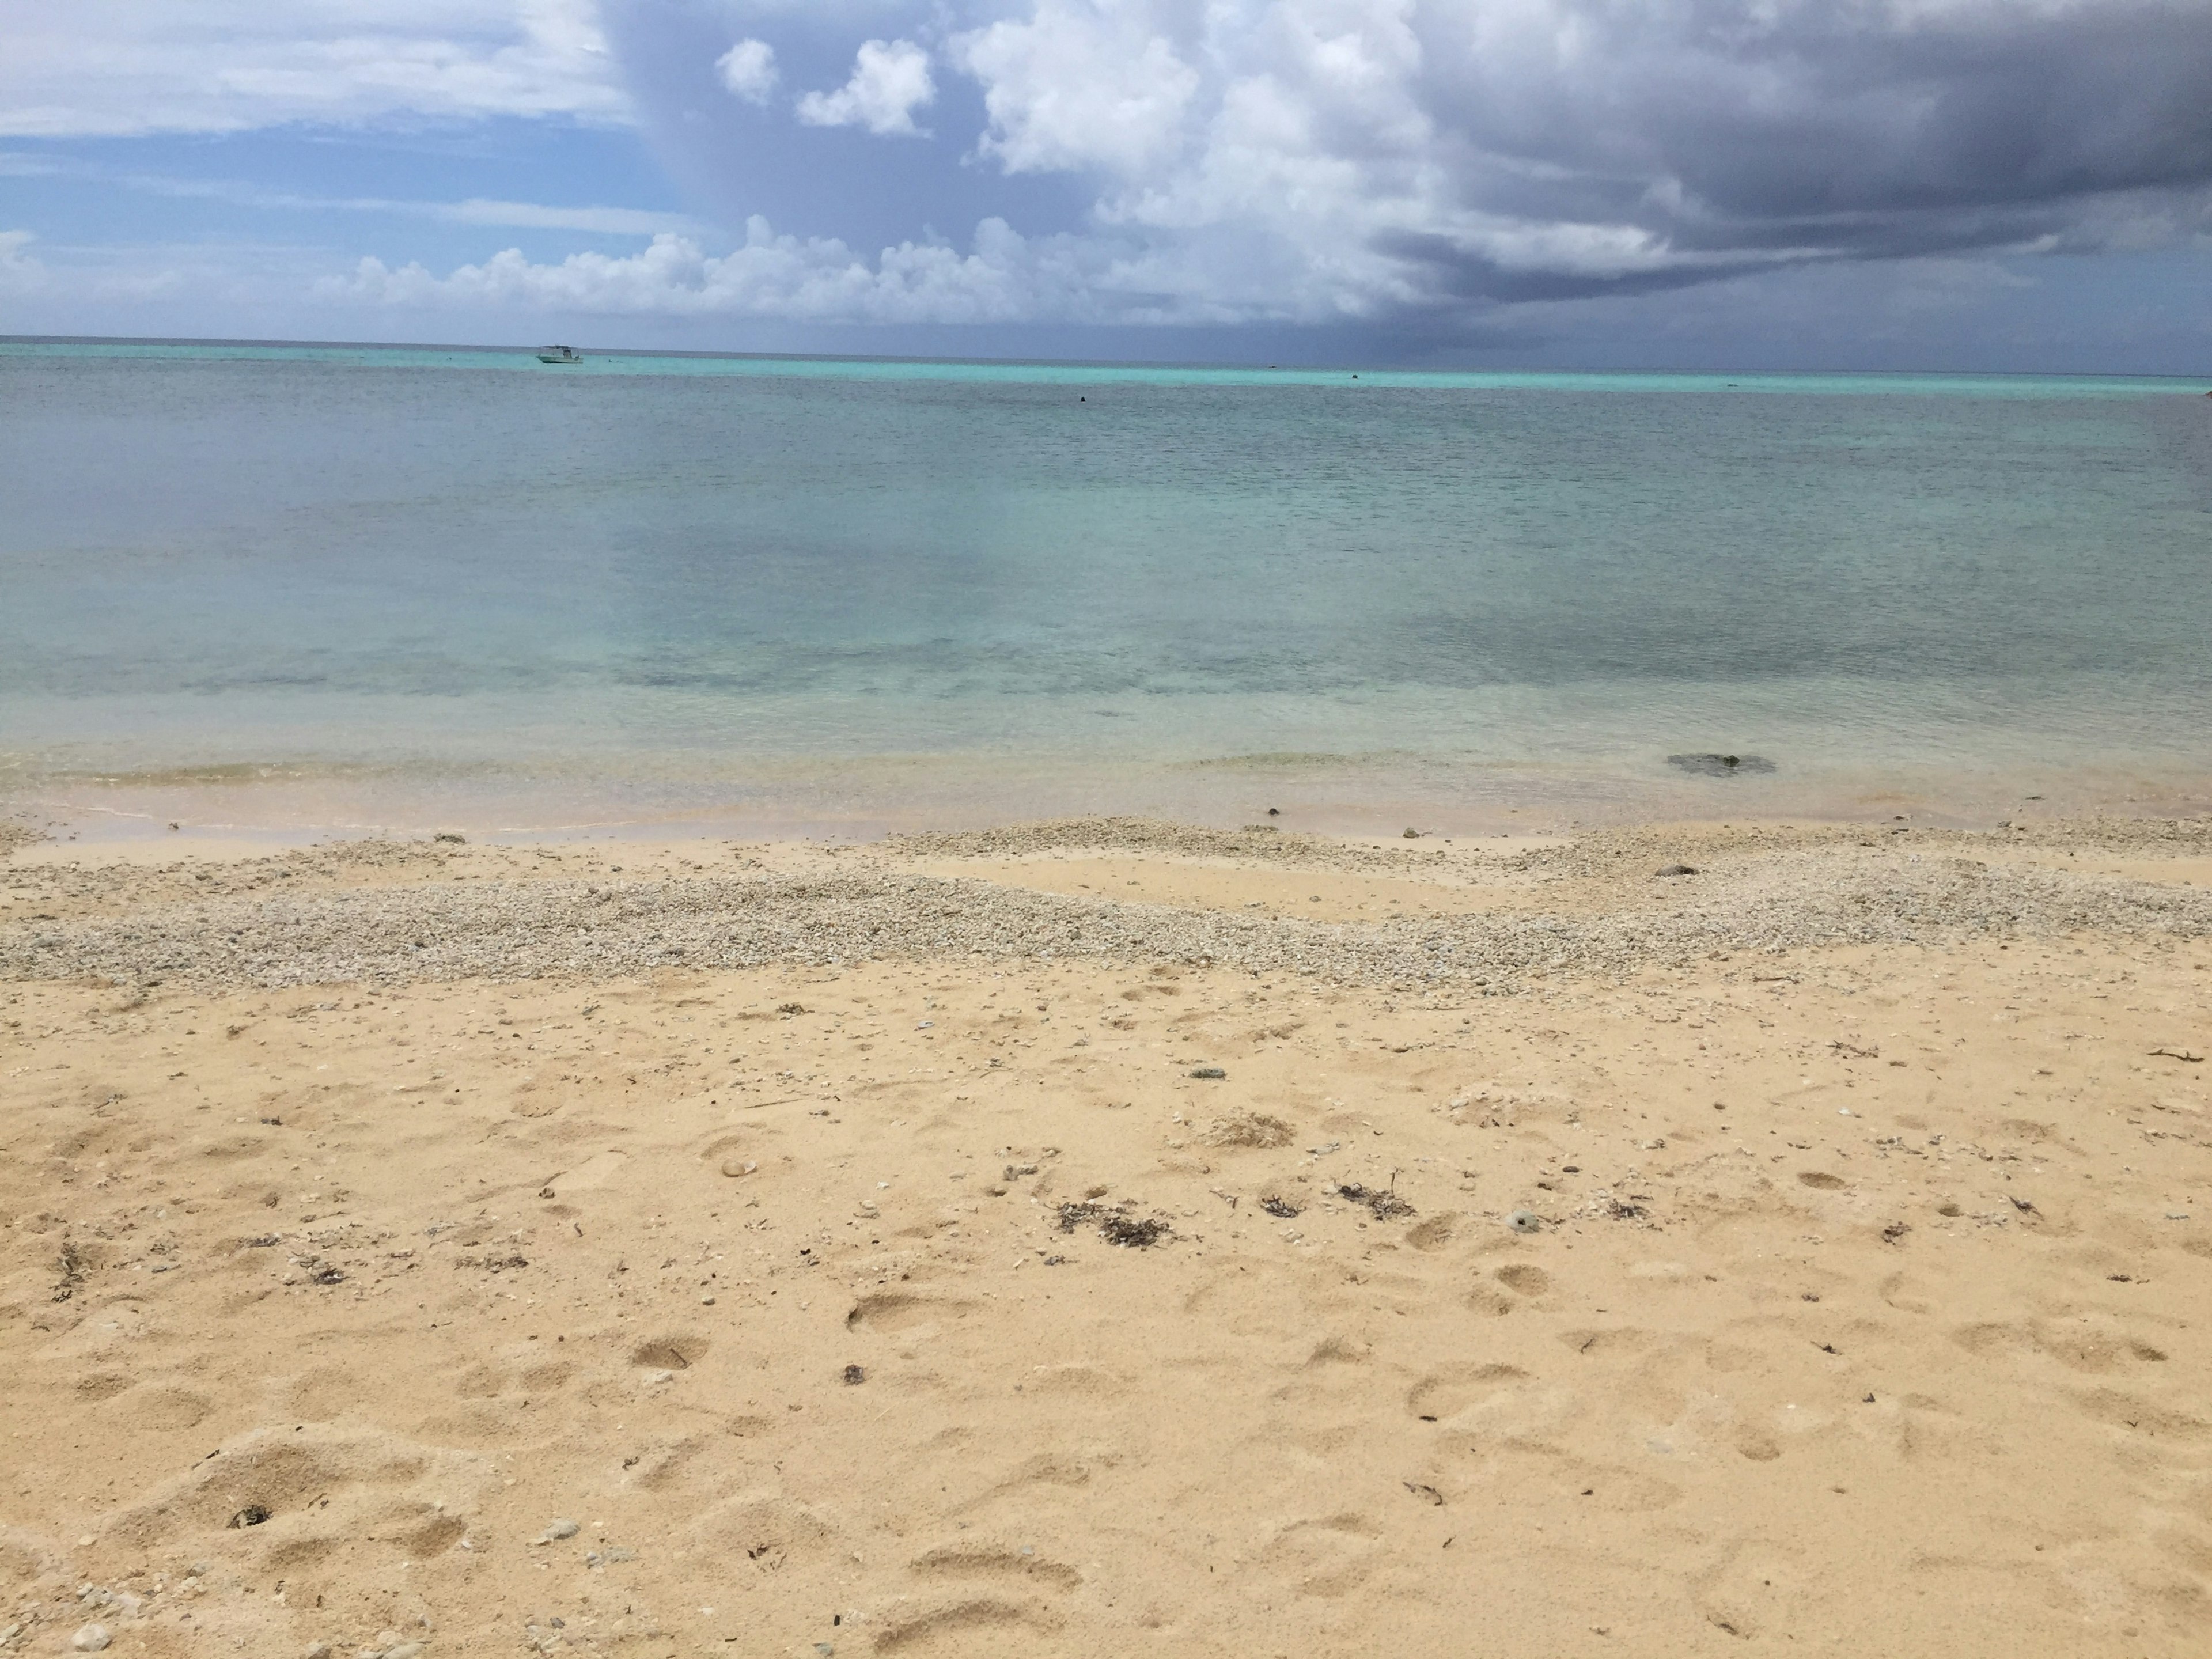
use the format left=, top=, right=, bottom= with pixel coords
left=1407, top=1361, right=1529, bottom=1421
left=1253, top=1512, right=1383, bottom=1599
left=846, top=1292, right=976, bottom=1334
left=630, top=1335, right=709, bottom=1370
left=910, top=1542, right=1082, bottom=1590
left=1404, top=1213, right=1457, bottom=1251
left=1493, top=1263, right=1552, bottom=1297
left=872, top=1597, right=1061, bottom=1654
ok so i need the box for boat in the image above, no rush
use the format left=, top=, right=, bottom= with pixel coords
left=536, top=344, right=584, bottom=365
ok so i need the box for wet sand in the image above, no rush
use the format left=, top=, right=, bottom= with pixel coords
left=4, top=817, right=2211, bottom=1656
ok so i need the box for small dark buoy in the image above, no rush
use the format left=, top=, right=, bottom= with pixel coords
left=1267, top=806, right=1280, bottom=816
left=1079, top=395, right=1085, bottom=401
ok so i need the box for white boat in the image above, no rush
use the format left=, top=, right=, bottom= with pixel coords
left=536, top=344, right=584, bottom=365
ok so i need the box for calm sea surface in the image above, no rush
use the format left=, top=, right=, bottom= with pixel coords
left=3, top=340, right=2210, bottom=839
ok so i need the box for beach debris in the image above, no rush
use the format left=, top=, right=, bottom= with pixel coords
left=1260, top=1195, right=1303, bottom=1218
left=1403, top=828, right=1422, bottom=838
left=1656, top=864, right=1698, bottom=877
left=720, top=1158, right=758, bottom=1177
left=228, top=1505, right=271, bottom=1528
left=1507, top=1209, right=1543, bottom=1234
left=1057, top=1200, right=1172, bottom=1248
left=1881, top=1221, right=1912, bottom=1244
left=1099, top=1214, right=1171, bottom=1248
left=536, top=1519, right=581, bottom=1544
left=433, top=832, right=465, bottom=844
left=1403, top=1481, right=1446, bottom=1506
left=1666, top=752, right=1776, bottom=776
left=1603, top=1198, right=1649, bottom=1221
left=2149, top=1046, right=2204, bottom=1062
left=1338, top=1181, right=1415, bottom=1221
left=842, top=1365, right=866, bottom=1385
left=1206, top=1112, right=1293, bottom=1148
left=52, top=1236, right=88, bottom=1302
left=1188, top=1066, right=1227, bottom=1080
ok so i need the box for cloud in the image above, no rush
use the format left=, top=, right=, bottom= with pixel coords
left=0, top=0, right=624, bottom=136
left=715, top=38, right=778, bottom=105
left=795, top=39, right=935, bottom=138
left=1, top=149, right=694, bottom=236
left=318, top=217, right=1230, bottom=323
left=20, top=0, right=2206, bottom=343
left=589, top=0, right=2212, bottom=331
left=955, top=2, right=1200, bottom=176
left=440, top=198, right=692, bottom=235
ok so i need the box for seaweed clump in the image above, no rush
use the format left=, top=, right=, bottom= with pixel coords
left=1057, top=1200, right=1173, bottom=1249
left=1338, top=1183, right=1415, bottom=1221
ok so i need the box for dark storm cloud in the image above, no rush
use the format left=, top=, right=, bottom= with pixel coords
left=1385, top=0, right=2212, bottom=300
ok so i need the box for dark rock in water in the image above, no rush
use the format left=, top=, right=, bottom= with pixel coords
left=1656, top=863, right=1698, bottom=877
left=1667, top=752, right=1776, bottom=777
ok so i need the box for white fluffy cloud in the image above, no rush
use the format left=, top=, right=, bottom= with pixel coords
left=955, top=2, right=1200, bottom=177
left=795, top=39, right=935, bottom=138
left=325, top=218, right=1119, bottom=322
left=715, top=39, right=778, bottom=105
left=0, top=0, right=623, bottom=136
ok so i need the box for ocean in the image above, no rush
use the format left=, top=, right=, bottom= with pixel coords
left=3, top=339, right=2209, bottom=840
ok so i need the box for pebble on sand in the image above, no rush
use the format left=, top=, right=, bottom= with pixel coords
left=1189, top=1066, right=1227, bottom=1080
left=1508, top=1209, right=1543, bottom=1233
left=536, top=1518, right=581, bottom=1544
left=72, top=1627, right=111, bottom=1653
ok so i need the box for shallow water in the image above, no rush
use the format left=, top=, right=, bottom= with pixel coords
left=4, top=340, right=2210, bottom=840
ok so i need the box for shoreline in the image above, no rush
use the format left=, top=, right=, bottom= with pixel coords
left=5, top=815, right=2210, bottom=1655
left=10, top=753, right=2212, bottom=855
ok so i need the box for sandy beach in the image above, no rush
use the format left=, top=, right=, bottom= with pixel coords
left=5, top=814, right=2211, bottom=1656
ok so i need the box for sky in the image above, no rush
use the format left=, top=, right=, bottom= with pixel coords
left=2, top=0, right=2210, bottom=369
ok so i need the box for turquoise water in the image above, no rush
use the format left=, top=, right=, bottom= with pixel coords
left=3, top=339, right=2210, bottom=838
